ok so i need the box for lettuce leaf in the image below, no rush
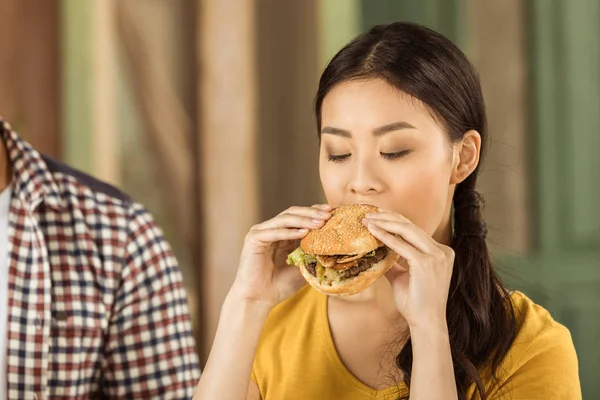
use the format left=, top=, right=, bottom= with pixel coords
left=286, top=247, right=316, bottom=266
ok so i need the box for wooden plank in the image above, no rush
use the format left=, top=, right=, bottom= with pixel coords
left=255, top=0, right=323, bottom=218
left=91, top=0, right=120, bottom=186
left=197, top=0, right=259, bottom=363
left=562, top=0, right=600, bottom=247
left=61, top=0, right=93, bottom=173
left=528, top=0, right=564, bottom=252
left=527, top=0, right=600, bottom=250
left=0, top=1, right=19, bottom=123
left=0, top=0, right=61, bottom=157
left=318, top=0, right=361, bottom=69
left=62, top=0, right=122, bottom=185
left=115, top=0, right=194, bottom=237
left=467, top=0, right=531, bottom=254
left=360, top=0, right=465, bottom=44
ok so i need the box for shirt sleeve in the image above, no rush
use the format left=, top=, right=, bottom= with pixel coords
left=100, top=202, right=201, bottom=399
left=491, top=322, right=582, bottom=400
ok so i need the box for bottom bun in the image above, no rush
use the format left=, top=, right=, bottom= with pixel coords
left=298, top=250, right=400, bottom=296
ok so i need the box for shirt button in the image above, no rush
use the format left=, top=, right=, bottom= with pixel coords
left=35, top=316, right=43, bottom=330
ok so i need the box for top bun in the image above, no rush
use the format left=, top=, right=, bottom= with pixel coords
left=300, top=204, right=383, bottom=255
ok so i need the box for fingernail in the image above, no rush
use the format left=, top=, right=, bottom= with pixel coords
left=312, top=219, right=325, bottom=224
left=318, top=210, right=330, bottom=216
left=317, top=204, right=332, bottom=209
left=365, top=213, right=376, bottom=218
left=298, top=228, right=308, bottom=232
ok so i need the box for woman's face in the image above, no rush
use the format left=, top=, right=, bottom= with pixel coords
left=319, top=78, right=458, bottom=240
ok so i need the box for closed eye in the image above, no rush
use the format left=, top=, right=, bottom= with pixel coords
left=327, top=153, right=351, bottom=163
left=380, top=150, right=412, bottom=160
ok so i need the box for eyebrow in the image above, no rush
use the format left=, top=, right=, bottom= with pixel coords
left=320, top=121, right=417, bottom=138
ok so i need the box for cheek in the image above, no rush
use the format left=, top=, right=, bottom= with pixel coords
left=391, top=162, right=451, bottom=235
left=319, top=160, right=346, bottom=205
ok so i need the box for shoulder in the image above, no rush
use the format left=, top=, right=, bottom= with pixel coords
left=43, top=154, right=132, bottom=210
left=43, top=155, right=162, bottom=239
left=509, top=290, right=575, bottom=354
left=491, top=291, right=581, bottom=399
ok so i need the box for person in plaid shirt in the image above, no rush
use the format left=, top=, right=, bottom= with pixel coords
left=0, top=118, right=201, bottom=399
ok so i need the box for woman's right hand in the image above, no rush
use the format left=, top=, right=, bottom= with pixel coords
left=229, top=204, right=332, bottom=308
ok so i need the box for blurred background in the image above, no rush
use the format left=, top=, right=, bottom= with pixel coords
left=0, top=0, right=598, bottom=397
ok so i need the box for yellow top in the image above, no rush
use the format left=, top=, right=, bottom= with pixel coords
left=251, top=285, right=581, bottom=399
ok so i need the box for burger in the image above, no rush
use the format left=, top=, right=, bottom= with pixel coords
left=286, top=203, right=400, bottom=296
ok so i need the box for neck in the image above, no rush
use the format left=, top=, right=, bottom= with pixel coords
left=0, top=137, right=12, bottom=191
left=433, top=201, right=454, bottom=246
left=337, top=277, right=404, bottom=324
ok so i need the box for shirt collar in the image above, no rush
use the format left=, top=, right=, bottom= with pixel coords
left=0, top=118, right=62, bottom=212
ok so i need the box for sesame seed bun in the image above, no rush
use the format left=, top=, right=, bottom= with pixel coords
left=300, top=204, right=383, bottom=256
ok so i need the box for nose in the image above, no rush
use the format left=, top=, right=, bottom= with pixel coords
left=347, top=159, right=384, bottom=195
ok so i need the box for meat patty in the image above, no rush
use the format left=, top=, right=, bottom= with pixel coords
left=306, top=260, right=317, bottom=276
left=340, top=247, right=387, bottom=279
left=306, top=247, right=388, bottom=280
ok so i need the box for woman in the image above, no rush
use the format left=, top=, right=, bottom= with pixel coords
left=194, top=22, right=581, bottom=400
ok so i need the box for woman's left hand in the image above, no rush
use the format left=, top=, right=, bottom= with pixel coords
left=363, top=209, right=455, bottom=330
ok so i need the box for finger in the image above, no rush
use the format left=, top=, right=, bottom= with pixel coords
left=363, top=217, right=437, bottom=254
left=365, top=210, right=410, bottom=222
left=246, top=227, right=309, bottom=248
left=365, top=222, right=423, bottom=262
left=279, top=205, right=332, bottom=219
left=258, top=212, right=329, bottom=231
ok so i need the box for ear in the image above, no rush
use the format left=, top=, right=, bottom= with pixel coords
left=450, top=130, right=481, bottom=185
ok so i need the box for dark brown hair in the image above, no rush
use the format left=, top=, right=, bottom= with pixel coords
left=314, top=21, right=518, bottom=400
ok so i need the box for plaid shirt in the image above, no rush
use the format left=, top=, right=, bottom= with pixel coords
left=1, top=119, right=201, bottom=399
